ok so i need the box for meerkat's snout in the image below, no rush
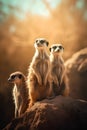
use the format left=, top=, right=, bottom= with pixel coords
left=8, top=75, right=16, bottom=82
left=49, top=44, right=64, bottom=54
left=34, top=38, right=49, bottom=48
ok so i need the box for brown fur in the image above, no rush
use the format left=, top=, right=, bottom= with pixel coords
left=27, top=38, right=50, bottom=107
left=8, top=71, right=29, bottom=118
left=48, top=44, right=69, bottom=97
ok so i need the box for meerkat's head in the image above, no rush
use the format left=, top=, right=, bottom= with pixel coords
left=34, top=38, right=49, bottom=50
left=8, top=71, right=26, bottom=84
left=49, top=44, right=64, bottom=55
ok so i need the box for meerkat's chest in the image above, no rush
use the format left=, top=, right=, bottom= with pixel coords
left=51, top=63, right=63, bottom=76
left=37, top=59, right=48, bottom=74
left=13, top=86, right=21, bottom=101
left=13, top=85, right=22, bottom=108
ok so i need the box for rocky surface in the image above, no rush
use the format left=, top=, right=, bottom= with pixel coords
left=3, top=96, right=87, bottom=130
left=65, top=48, right=87, bottom=100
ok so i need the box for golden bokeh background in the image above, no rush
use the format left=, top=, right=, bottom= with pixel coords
left=0, top=0, right=87, bottom=129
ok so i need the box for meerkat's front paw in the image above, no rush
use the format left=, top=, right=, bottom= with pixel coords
left=29, top=101, right=34, bottom=108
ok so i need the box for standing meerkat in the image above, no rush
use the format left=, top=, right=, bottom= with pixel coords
left=48, top=44, right=69, bottom=97
left=8, top=71, right=29, bottom=118
left=27, top=38, right=50, bottom=107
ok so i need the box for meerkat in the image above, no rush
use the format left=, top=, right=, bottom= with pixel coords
left=27, top=38, right=50, bottom=107
left=8, top=71, right=29, bottom=118
left=48, top=44, right=69, bottom=97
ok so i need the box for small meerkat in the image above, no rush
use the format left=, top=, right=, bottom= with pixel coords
left=8, top=71, right=29, bottom=118
left=48, top=44, right=69, bottom=97
left=27, top=38, right=50, bottom=107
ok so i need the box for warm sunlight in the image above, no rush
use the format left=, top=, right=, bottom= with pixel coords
left=0, top=0, right=87, bottom=129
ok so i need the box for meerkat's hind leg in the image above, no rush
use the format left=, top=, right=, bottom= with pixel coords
left=18, top=103, right=25, bottom=116
left=15, top=108, right=18, bottom=118
left=29, top=95, right=37, bottom=108
left=47, top=82, right=56, bottom=100
left=29, top=91, right=38, bottom=108
left=62, top=85, right=69, bottom=96
left=60, top=79, right=69, bottom=97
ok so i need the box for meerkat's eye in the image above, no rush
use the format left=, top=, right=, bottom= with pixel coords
left=59, top=46, right=64, bottom=50
left=40, top=40, right=45, bottom=44
left=18, top=74, right=22, bottom=79
left=53, top=46, right=57, bottom=50
left=11, top=75, right=16, bottom=79
left=59, top=46, right=63, bottom=49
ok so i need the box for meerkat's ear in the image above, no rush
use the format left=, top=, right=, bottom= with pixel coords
left=46, top=41, right=49, bottom=46
left=49, top=48, right=51, bottom=52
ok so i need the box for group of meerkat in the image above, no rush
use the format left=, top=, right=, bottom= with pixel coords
left=8, top=38, right=69, bottom=118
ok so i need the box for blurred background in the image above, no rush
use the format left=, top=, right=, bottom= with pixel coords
left=0, top=0, right=87, bottom=129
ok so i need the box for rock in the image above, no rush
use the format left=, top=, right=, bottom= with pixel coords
left=65, top=48, right=87, bottom=100
left=3, top=96, right=87, bottom=130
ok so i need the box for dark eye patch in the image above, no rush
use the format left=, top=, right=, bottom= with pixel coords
left=53, top=46, right=57, bottom=49
left=40, top=40, right=45, bottom=44
left=18, top=74, right=22, bottom=79
left=59, top=46, right=63, bottom=49
left=11, top=75, right=16, bottom=79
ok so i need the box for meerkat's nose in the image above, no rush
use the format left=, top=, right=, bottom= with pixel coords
left=8, top=78, right=11, bottom=82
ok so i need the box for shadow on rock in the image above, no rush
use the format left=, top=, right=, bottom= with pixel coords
left=65, top=48, right=87, bottom=100
left=3, top=96, right=87, bottom=130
